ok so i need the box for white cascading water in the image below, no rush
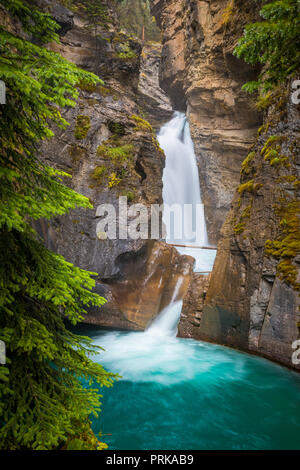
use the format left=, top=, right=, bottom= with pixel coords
left=91, top=113, right=217, bottom=382
left=158, top=112, right=207, bottom=246
left=158, top=112, right=216, bottom=274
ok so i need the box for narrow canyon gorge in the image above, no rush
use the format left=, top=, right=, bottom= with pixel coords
left=31, top=0, right=300, bottom=370
left=1, top=0, right=300, bottom=452
left=3, top=0, right=298, bottom=367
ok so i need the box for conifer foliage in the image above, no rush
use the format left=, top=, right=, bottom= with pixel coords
left=234, top=0, right=300, bottom=93
left=0, top=0, right=116, bottom=450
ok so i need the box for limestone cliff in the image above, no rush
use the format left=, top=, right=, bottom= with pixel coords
left=33, top=0, right=192, bottom=330
left=196, top=84, right=300, bottom=370
left=151, top=0, right=261, bottom=244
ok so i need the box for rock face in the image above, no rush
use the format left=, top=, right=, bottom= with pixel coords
left=152, top=0, right=299, bottom=369
left=151, top=0, right=261, bottom=244
left=87, top=241, right=194, bottom=330
left=177, top=273, right=210, bottom=338
left=191, top=84, right=300, bottom=369
left=35, top=1, right=193, bottom=330
left=138, top=42, right=173, bottom=129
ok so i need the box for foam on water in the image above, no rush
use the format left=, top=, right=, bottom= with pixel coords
left=81, top=325, right=300, bottom=450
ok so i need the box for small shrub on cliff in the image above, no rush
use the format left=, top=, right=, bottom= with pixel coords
left=108, top=172, right=122, bottom=188
left=116, top=42, right=138, bottom=60
left=234, top=0, right=300, bottom=93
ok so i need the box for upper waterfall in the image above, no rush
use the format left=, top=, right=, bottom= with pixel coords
left=158, top=112, right=208, bottom=246
left=158, top=112, right=216, bottom=273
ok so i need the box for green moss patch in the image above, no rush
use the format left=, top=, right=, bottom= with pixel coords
left=265, top=200, right=300, bottom=290
left=74, top=115, right=91, bottom=140
left=90, top=166, right=107, bottom=185
left=108, top=122, right=126, bottom=136
left=115, top=43, right=138, bottom=60
left=97, top=142, right=134, bottom=163
left=241, top=152, right=255, bottom=175
left=238, top=180, right=263, bottom=195
left=131, top=114, right=153, bottom=133
left=234, top=222, right=246, bottom=234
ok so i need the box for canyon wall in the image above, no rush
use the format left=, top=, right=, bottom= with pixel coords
left=151, top=0, right=261, bottom=244
left=195, top=85, right=300, bottom=370
left=33, top=0, right=194, bottom=330
left=153, top=0, right=300, bottom=369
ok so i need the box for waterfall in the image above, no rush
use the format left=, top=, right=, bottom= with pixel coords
left=146, top=301, right=183, bottom=337
left=158, top=111, right=208, bottom=246
left=146, top=276, right=184, bottom=337
left=158, top=112, right=216, bottom=274
left=144, top=112, right=216, bottom=337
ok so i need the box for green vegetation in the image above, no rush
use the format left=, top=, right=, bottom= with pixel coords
left=116, top=0, right=161, bottom=42
left=235, top=2, right=300, bottom=293
left=131, top=114, right=153, bottom=132
left=241, top=152, right=255, bottom=175
left=108, top=121, right=126, bottom=135
left=97, top=142, right=134, bottom=162
left=234, top=222, right=246, bottom=234
left=0, top=0, right=117, bottom=450
left=221, top=0, right=235, bottom=26
left=115, top=42, right=138, bottom=60
left=241, top=204, right=252, bottom=220
left=261, top=135, right=290, bottom=168
left=78, top=81, right=112, bottom=96
left=92, top=134, right=135, bottom=189
left=91, top=165, right=108, bottom=184
left=234, top=0, right=300, bottom=94
left=75, top=115, right=91, bottom=140
left=61, top=0, right=111, bottom=30
left=238, top=180, right=262, bottom=195
left=108, top=172, right=122, bottom=188
left=265, top=200, right=300, bottom=289
left=122, top=190, right=136, bottom=202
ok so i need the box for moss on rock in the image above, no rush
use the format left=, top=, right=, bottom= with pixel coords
left=74, top=115, right=91, bottom=140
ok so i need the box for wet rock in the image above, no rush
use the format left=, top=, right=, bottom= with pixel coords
left=138, top=43, right=173, bottom=128
left=87, top=241, right=194, bottom=330
left=177, top=273, right=210, bottom=339
left=198, top=83, right=300, bottom=369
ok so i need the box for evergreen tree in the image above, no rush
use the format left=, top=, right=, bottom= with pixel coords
left=0, top=0, right=117, bottom=450
left=117, top=0, right=161, bottom=42
left=234, top=0, right=300, bottom=93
